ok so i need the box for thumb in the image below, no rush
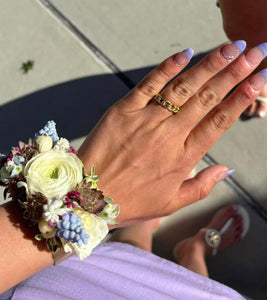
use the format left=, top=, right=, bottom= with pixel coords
left=177, top=165, right=235, bottom=209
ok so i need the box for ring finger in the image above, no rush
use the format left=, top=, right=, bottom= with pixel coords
left=149, top=40, right=246, bottom=119
left=173, top=43, right=267, bottom=131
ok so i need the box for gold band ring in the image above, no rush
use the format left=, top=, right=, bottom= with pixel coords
left=153, top=94, right=180, bottom=114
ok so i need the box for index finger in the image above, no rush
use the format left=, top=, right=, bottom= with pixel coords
left=123, top=49, right=194, bottom=110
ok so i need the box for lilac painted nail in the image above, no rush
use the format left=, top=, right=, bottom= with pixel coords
left=217, top=169, right=236, bottom=182
left=221, top=40, right=246, bottom=61
left=226, top=169, right=236, bottom=176
left=259, top=69, right=267, bottom=82
left=232, top=40, right=247, bottom=54
left=183, top=48, right=194, bottom=60
left=173, top=48, right=194, bottom=65
left=245, top=44, right=267, bottom=65
left=257, top=43, right=267, bottom=57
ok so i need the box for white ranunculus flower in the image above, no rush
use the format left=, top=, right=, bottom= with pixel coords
left=61, top=208, right=108, bottom=260
left=24, top=151, right=83, bottom=199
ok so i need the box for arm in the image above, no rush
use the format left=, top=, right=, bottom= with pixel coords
left=0, top=201, right=53, bottom=291
left=1, top=41, right=266, bottom=293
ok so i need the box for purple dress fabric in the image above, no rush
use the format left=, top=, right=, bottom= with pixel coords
left=1, top=242, right=249, bottom=300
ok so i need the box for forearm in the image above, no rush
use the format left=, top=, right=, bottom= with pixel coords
left=0, top=199, right=119, bottom=293
left=0, top=201, right=53, bottom=293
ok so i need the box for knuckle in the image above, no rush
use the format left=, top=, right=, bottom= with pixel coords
left=172, top=79, right=193, bottom=100
left=201, top=55, right=220, bottom=74
left=238, top=85, right=254, bottom=106
left=227, top=65, right=244, bottom=81
left=212, top=110, right=231, bottom=133
left=199, top=183, right=211, bottom=200
left=196, top=87, right=218, bottom=109
left=136, top=78, right=159, bottom=98
left=157, top=64, right=172, bottom=80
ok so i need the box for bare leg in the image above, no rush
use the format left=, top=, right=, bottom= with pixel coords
left=109, top=218, right=161, bottom=252
left=109, top=205, right=243, bottom=278
left=175, top=205, right=243, bottom=277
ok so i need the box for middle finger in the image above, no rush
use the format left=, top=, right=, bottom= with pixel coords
left=175, top=43, right=267, bottom=131
left=148, top=40, right=246, bottom=118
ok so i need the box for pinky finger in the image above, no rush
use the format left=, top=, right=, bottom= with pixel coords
left=185, top=69, right=267, bottom=163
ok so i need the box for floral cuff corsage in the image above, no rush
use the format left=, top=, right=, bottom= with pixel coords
left=0, top=121, right=119, bottom=262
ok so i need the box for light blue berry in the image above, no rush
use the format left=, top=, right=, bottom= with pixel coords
left=63, top=231, right=70, bottom=239
left=70, top=231, right=76, bottom=239
left=56, top=212, right=90, bottom=246
left=35, top=120, right=59, bottom=143
left=62, top=214, right=69, bottom=222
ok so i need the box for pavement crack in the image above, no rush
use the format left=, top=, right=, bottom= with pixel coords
left=37, top=0, right=135, bottom=90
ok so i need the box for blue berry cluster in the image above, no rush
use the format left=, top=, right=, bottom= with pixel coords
left=35, top=120, right=59, bottom=143
left=56, top=212, right=90, bottom=246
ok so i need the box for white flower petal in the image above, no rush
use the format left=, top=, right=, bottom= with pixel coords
left=24, top=151, right=83, bottom=199
left=72, top=210, right=108, bottom=260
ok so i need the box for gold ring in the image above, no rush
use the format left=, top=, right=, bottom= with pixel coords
left=153, top=94, right=180, bottom=114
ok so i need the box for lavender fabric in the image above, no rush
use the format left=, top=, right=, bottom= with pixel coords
left=1, top=242, right=249, bottom=300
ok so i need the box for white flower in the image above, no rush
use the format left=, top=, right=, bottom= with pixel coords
left=43, top=198, right=68, bottom=223
left=61, top=208, right=108, bottom=260
left=98, top=203, right=120, bottom=225
left=53, top=138, right=70, bottom=152
left=0, top=156, right=24, bottom=183
left=36, top=135, right=53, bottom=152
left=24, top=151, right=83, bottom=199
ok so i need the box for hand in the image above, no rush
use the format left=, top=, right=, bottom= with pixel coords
left=78, top=42, right=267, bottom=227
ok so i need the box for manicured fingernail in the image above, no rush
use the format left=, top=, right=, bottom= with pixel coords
left=258, top=43, right=267, bottom=56
left=245, top=43, right=267, bottom=65
left=258, top=110, right=266, bottom=118
left=259, top=69, right=267, bottom=82
left=173, top=48, right=194, bottom=66
left=249, top=69, right=267, bottom=91
left=221, top=40, right=246, bottom=61
left=217, top=169, right=235, bottom=182
left=232, top=204, right=240, bottom=212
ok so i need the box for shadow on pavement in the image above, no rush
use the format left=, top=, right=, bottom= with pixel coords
left=0, top=51, right=207, bottom=153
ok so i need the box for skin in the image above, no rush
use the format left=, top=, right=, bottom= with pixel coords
left=0, top=42, right=266, bottom=293
left=78, top=42, right=266, bottom=226
left=219, top=0, right=267, bottom=117
left=110, top=205, right=243, bottom=278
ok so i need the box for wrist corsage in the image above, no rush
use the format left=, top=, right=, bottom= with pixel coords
left=0, top=121, right=119, bottom=263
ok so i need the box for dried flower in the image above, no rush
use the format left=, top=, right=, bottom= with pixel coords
left=7, top=175, right=27, bottom=202
left=77, top=181, right=106, bottom=214
left=24, top=193, right=48, bottom=225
